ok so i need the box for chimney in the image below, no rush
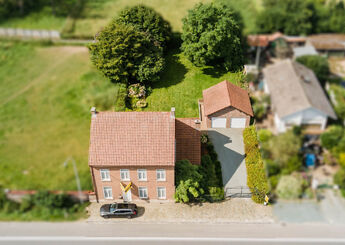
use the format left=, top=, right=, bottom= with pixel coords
left=91, top=107, right=97, bottom=118
left=170, top=107, right=175, bottom=119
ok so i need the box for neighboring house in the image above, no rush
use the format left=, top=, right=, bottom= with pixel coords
left=293, top=45, right=318, bottom=59
left=88, top=109, right=200, bottom=202
left=199, top=81, right=253, bottom=129
left=263, top=60, right=337, bottom=133
left=88, top=81, right=253, bottom=202
left=307, top=34, right=345, bottom=57
left=247, top=32, right=306, bottom=66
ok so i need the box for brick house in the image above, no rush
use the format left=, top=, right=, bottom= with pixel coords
left=88, top=109, right=200, bottom=202
left=198, top=80, right=253, bottom=129
left=88, top=81, right=252, bottom=202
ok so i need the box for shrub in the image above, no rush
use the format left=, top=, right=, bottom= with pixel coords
left=208, top=187, right=225, bottom=202
left=334, top=168, right=345, bottom=190
left=276, top=175, right=303, bottom=200
left=175, top=179, right=204, bottom=203
left=181, top=3, right=244, bottom=71
left=269, top=175, right=280, bottom=191
left=116, top=5, right=172, bottom=50
left=296, top=55, right=330, bottom=86
left=200, top=134, right=209, bottom=144
left=175, top=160, right=202, bottom=185
left=243, top=126, right=269, bottom=203
left=267, top=130, right=302, bottom=168
left=281, top=155, right=303, bottom=175
left=321, top=126, right=344, bottom=152
left=200, top=155, right=219, bottom=188
left=265, top=159, right=280, bottom=177
left=258, top=129, right=272, bottom=143
left=89, top=23, right=164, bottom=85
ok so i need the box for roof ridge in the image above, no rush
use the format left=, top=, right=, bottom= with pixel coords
left=289, top=60, right=312, bottom=109
left=225, top=80, right=233, bottom=107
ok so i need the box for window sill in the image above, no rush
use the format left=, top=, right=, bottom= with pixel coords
left=101, top=180, right=111, bottom=182
left=157, top=180, right=166, bottom=182
left=138, top=179, right=147, bottom=182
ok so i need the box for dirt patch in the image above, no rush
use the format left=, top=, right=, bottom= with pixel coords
left=329, top=57, right=345, bottom=78
left=86, top=198, right=274, bottom=224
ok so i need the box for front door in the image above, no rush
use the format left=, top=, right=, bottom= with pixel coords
left=123, top=190, right=132, bottom=202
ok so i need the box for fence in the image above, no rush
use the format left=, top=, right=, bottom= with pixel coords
left=0, top=28, right=60, bottom=40
left=225, top=186, right=252, bottom=198
left=5, top=189, right=90, bottom=203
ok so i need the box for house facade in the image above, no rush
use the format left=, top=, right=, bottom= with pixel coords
left=199, top=81, right=253, bottom=129
left=88, top=81, right=252, bottom=202
left=263, top=60, right=337, bottom=133
left=88, top=109, right=201, bottom=202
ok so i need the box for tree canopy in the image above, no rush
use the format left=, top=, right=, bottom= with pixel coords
left=181, top=3, right=244, bottom=71
left=116, top=5, right=172, bottom=50
left=296, top=55, right=329, bottom=87
left=89, top=22, right=164, bottom=84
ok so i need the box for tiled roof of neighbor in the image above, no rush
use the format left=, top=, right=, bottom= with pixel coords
left=307, top=34, right=345, bottom=50
left=175, top=118, right=201, bottom=165
left=88, top=112, right=175, bottom=167
left=263, top=59, right=337, bottom=119
left=247, top=32, right=306, bottom=47
left=202, top=81, right=254, bottom=117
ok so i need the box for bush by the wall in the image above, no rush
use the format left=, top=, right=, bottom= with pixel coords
left=276, top=175, right=303, bottom=199
left=243, top=126, right=269, bottom=203
left=334, top=168, right=345, bottom=190
left=208, top=187, right=225, bottom=202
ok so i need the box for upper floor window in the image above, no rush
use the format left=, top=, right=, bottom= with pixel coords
left=100, top=169, right=110, bottom=181
left=137, top=169, right=147, bottom=181
left=120, top=169, right=130, bottom=181
left=156, top=169, right=166, bottom=181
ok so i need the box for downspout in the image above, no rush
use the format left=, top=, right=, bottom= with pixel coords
left=90, top=166, right=99, bottom=203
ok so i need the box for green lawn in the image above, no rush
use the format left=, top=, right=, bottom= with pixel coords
left=0, top=41, right=243, bottom=191
left=145, top=50, right=244, bottom=117
left=0, top=41, right=114, bottom=191
left=0, top=0, right=261, bottom=38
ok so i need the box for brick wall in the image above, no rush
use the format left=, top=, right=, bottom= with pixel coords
left=204, top=107, right=250, bottom=128
left=91, top=166, right=175, bottom=202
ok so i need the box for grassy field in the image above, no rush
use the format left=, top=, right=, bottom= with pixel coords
left=0, top=41, right=243, bottom=191
left=0, top=41, right=115, bottom=191
left=0, top=0, right=261, bottom=38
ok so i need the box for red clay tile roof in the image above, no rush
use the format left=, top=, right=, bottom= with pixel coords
left=202, top=81, right=253, bottom=117
left=175, top=118, right=201, bottom=165
left=88, top=112, right=175, bottom=167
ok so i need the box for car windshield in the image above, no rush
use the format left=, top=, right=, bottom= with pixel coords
left=110, top=203, right=117, bottom=212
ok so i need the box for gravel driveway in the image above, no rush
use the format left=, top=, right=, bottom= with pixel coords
left=86, top=199, right=273, bottom=224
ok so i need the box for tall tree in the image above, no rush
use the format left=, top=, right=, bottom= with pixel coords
left=181, top=3, right=244, bottom=71
left=88, top=23, right=164, bottom=85
left=116, top=5, right=172, bottom=50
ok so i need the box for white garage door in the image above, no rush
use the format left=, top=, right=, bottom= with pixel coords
left=211, top=117, right=227, bottom=128
left=230, top=118, right=246, bottom=128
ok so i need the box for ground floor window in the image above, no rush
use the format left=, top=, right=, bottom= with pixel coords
left=103, top=186, right=113, bottom=199
left=157, top=187, right=166, bottom=199
left=138, top=187, right=148, bottom=199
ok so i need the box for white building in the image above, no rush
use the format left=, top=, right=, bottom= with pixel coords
left=263, top=59, right=336, bottom=133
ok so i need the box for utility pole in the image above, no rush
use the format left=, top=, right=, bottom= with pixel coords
left=63, top=157, right=83, bottom=204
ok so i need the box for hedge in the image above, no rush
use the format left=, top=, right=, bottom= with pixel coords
left=243, top=126, right=269, bottom=203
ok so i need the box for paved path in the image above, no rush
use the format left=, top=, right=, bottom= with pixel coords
left=207, top=128, right=249, bottom=197
left=1, top=222, right=345, bottom=244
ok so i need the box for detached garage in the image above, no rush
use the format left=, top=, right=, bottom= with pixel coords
left=199, top=81, right=254, bottom=129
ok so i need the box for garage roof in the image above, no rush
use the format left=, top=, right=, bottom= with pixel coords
left=202, top=81, right=253, bottom=117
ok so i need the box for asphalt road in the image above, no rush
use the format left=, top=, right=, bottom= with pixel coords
left=1, top=222, right=345, bottom=244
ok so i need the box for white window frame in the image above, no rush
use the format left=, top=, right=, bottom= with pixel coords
left=157, top=187, right=166, bottom=199
left=156, top=169, right=166, bottom=181
left=100, top=169, right=110, bottom=181
left=137, top=169, right=147, bottom=181
left=120, top=169, right=130, bottom=181
left=138, top=187, right=148, bottom=199
left=103, top=186, right=113, bottom=199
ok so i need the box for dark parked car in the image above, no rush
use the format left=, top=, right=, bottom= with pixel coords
left=100, top=202, right=138, bottom=219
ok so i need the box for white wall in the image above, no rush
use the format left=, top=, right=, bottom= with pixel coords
left=275, top=107, right=328, bottom=133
